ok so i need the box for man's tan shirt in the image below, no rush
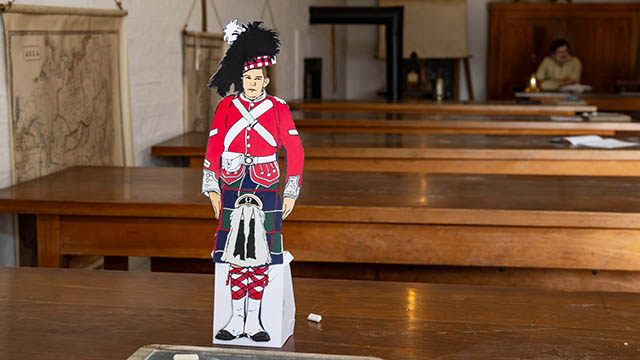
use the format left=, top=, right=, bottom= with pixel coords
left=535, top=56, right=582, bottom=91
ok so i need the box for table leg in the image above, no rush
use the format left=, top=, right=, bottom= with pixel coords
left=189, top=157, right=203, bottom=168
left=463, top=57, right=474, bottom=101
left=18, top=214, right=37, bottom=266
left=104, top=256, right=129, bottom=270
left=37, top=214, right=65, bottom=268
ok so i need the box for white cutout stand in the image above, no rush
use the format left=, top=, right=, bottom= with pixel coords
left=213, top=251, right=295, bottom=348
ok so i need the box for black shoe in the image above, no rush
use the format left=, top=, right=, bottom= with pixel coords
left=250, top=331, right=271, bottom=342
left=215, top=329, right=239, bottom=340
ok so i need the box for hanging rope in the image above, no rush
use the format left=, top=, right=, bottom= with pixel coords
left=1, top=0, right=124, bottom=13
left=259, top=0, right=277, bottom=29
left=207, top=0, right=223, bottom=32
left=183, top=0, right=198, bottom=31
left=0, top=0, right=16, bottom=13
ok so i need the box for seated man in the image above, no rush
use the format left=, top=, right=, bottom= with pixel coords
left=535, top=39, right=582, bottom=91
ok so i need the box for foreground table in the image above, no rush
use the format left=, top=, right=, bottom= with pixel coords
left=1, top=267, right=639, bottom=359
left=292, top=112, right=640, bottom=135
left=0, top=166, right=640, bottom=292
left=152, top=132, right=640, bottom=176
left=287, top=100, right=597, bottom=115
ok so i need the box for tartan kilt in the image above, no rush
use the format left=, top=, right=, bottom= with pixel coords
left=213, top=167, right=283, bottom=265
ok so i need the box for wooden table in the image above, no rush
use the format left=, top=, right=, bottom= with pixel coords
left=584, top=93, right=640, bottom=112
left=2, top=267, right=639, bottom=359
left=151, top=131, right=640, bottom=176
left=515, top=92, right=640, bottom=112
left=292, top=111, right=640, bottom=135
left=1, top=166, right=640, bottom=291
left=287, top=100, right=597, bottom=115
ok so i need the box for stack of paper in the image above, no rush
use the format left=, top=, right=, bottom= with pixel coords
left=561, top=135, right=638, bottom=149
left=584, top=112, right=632, bottom=122
left=551, top=115, right=583, bottom=122
left=559, top=84, right=592, bottom=93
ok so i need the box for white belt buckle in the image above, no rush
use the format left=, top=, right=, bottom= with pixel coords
left=244, top=156, right=254, bottom=165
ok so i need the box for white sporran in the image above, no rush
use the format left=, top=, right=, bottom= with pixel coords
left=221, top=194, right=272, bottom=267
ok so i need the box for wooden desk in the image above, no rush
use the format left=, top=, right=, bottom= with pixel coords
left=1, top=166, right=640, bottom=291
left=288, top=100, right=597, bottom=115
left=584, top=93, right=640, bottom=112
left=292, top=112, right=640, bottom=136
left=2, top=267, right=639, bottom=360
left=151, top=132, right=640, bottom=176
left=515, top=92, right=640, bottom=112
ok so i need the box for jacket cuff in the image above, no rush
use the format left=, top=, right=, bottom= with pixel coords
left=202, top=169, right=220, bottom=196
left=283, top=175, right=301, bottom=199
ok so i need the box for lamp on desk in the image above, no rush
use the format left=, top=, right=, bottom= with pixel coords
left=525, top=73, right=540, bottom=93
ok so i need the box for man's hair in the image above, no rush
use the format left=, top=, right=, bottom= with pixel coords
left=551, top=38, right=571, bottom=53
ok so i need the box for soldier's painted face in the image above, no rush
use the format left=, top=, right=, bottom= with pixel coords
left=242, top=68, right=270, bottom=99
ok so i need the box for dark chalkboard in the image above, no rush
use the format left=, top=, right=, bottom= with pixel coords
left=128, top=345, right=382, bottom=360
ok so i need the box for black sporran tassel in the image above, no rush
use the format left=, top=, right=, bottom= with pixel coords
left=234, top=217, right=246, bottom=260
left=247, top=217, right=256, bottom=259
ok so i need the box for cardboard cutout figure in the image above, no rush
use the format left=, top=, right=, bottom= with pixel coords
left=202, top=19, right=303, bottom=346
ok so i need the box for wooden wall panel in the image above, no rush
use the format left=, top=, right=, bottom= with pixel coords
left=489, top=3, right=640, bottom=100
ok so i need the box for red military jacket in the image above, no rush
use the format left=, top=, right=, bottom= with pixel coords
left=202, top=91, right=304, bottom=198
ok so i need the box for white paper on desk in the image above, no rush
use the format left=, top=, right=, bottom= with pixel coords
left=551, top=115, right=583, bottom=122
left=584, top=138, right=639, bottom=149
left=562, top=135, right=638, bottom=149
left=562, top=135, right=603, bottom=146
left=560, top=83, right=592, bottom=93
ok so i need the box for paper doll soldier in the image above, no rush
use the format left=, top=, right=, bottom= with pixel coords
left=202, top=19, right=304, bottom=342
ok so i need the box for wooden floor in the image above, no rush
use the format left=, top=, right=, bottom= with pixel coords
left=2, top=267, right=639, bottom=359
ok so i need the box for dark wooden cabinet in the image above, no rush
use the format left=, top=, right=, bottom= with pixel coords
left=488, top=3, right=640, bottom=100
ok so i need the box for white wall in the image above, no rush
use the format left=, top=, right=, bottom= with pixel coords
left=461, top=0, right=491, bottom=101
left=345, top=0, right=386, bottom=99
left=0, top=0, right=13, bottom=265
left=0, top=0, right=346, bottom=266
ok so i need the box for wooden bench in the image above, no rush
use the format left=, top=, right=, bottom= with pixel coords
left=292, top=111, right=640, bottom=135
left=151, top=131, right=640, bottom=176
left=1, top=166, right=639, bottom=291
left=287, top=100, right=597, bottom=115
left=4, top=267, right=639, bottom=359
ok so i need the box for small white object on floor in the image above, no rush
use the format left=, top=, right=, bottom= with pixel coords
left=624, top=342, right=629, bottom=346
left=307, top=313, right=322, bottom=323
left=173, top=354, right=199, bottom=360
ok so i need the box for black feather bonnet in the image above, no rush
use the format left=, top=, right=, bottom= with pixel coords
left=207, top=20, right=280, bottom=97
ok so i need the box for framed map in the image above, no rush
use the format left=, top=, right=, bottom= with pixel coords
left=2, top=5, right=133, bottom=183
